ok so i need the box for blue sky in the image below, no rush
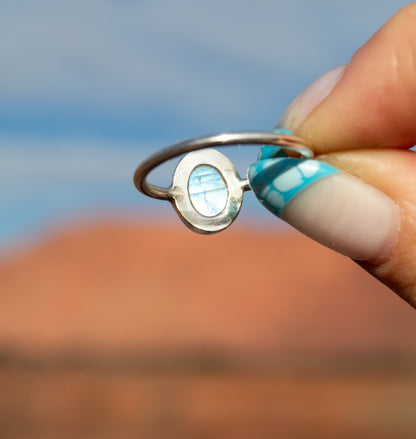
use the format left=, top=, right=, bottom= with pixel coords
left=0, top=0, right=411, bottom=247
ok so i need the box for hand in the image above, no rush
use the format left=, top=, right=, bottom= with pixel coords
left=250, top=4, right=416, bottom=308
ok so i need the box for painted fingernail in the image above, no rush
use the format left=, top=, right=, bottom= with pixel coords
left=275, top=65, right=346, bottom=131
left=248, top=158, right=400, bottom=261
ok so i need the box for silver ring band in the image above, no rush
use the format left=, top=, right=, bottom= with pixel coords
left=133, top=130, right=314, bottom=201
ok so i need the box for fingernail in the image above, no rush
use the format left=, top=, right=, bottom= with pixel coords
left=275, top=65, right=346, bottom=131
left=248, top=158, right=400, bottom=261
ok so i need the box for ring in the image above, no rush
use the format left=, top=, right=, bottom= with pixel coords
left=133, top=130, right=313, bottom=234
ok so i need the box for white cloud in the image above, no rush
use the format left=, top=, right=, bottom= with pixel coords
left=0, top=0, right=409, bottom=117
left=0, top=135, right=260, bottom=189
left=0, top=137, right=153, bottom=183
left=1, top=0, right=410, bottom=245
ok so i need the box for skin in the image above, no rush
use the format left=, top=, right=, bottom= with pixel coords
left=280, top=3, right=416, bottom=308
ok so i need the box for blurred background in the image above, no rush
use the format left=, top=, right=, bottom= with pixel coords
left=1, top=1, right=416, bottom=438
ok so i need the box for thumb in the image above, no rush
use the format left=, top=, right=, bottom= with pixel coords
left=320, top=148, right=416, bottom=308
left=260, top=4, right=416, bottom=307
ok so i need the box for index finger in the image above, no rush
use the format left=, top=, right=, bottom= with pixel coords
left=277, top=3, right=416, bottom=154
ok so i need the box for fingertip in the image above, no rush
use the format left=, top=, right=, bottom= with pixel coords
left=283, top=4, right=416, bottom=153
left=274, top=65, right=346, bottom=133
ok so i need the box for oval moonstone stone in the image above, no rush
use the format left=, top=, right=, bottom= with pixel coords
left=188, top=165, right=228, bottom=217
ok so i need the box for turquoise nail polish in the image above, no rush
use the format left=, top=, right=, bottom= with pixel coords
left=248, top=158, right=339, bottom=217
left=257, top=129, right=294, bottom=161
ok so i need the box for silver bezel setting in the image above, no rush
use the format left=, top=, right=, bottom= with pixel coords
left=133, top=130, right=314, bottom=234
left=171, top=148, right=245, bottom=234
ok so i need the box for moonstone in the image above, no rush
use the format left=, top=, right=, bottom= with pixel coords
left=188, top=165, right=228, bottom=217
